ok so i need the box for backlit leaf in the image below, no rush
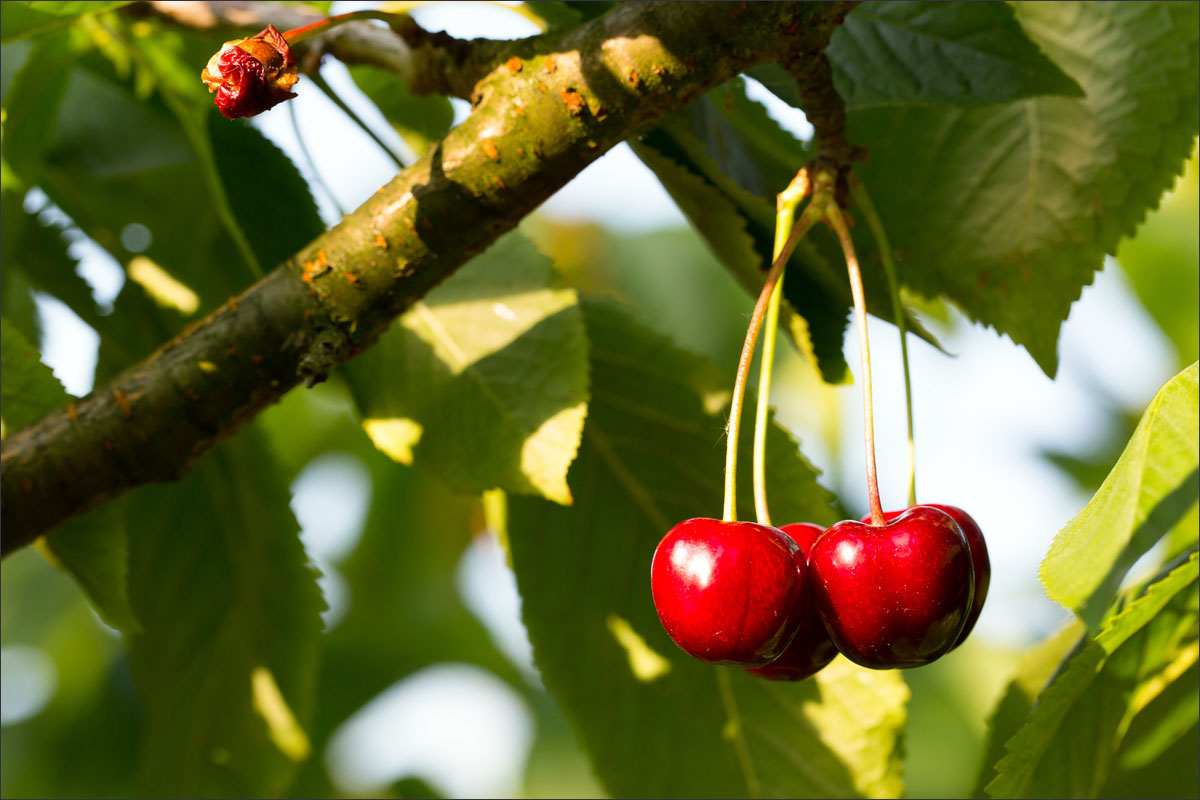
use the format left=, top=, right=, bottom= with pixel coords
left=1041, top=363, right=1199, bottom=629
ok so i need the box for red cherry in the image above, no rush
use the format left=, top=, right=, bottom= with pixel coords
left=862, top=504, right=990, bottom=649
left=745, top=522, right=838, bottom=681
left=651, top=518, right=805, bottom=667
left=810, top=506, right=973, bottom=668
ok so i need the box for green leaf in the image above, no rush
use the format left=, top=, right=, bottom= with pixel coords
left=827, top=1, right=1083, bottom=109
left=847, top=1, right=1200, bottom=375
left=0, top=28, right=78, bottom=170
left=1041, top=363, right=1199, bottom=629
left=253, top=384, right=534, bottom=797
left=633, top=79, right=944, bottom=383
left=347, top=65, right=454, bottom=159
left=208, top=115, right=325, bottom=269
left=0, top=2, right=132, bottom=44
left=0, top=316, right=141, bottom=634
left=44, top=504, right=141, bottom=633
left=125, top=425, right=324, bottom=797
left=987, top=552, right=1199, bottom=798
left=1, top=185, right=105, bottom=333
left=0, top=315, right=69, bottom=430
left=630, top=99, right=852, bottom=383
left=519, top=2, right=583, bottom=30
left=509, top=300, right=907, bottom=798
left=344, top=232, right=589, bottom=505
left=126, top=24, right=269, bottom=278
left=972, top=620, right=1085, bottom=796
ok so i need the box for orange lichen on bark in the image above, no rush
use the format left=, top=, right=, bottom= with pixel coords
left=113, top=389, right=132, bottom=419
left=561, top=88, right=586, bottom=115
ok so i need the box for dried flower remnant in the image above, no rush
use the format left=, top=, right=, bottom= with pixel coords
left=202, top=25, right=299, bottom=119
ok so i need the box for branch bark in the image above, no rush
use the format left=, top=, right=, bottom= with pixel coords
left=1, top=1, right=854, bottom=556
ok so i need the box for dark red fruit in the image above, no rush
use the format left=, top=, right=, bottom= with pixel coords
left=651, top=518, right=805, bottom=666
left=810, top=506, right=973, bottom=668
left=746, top=522, right=838, bottom=681
left=201, top=25, right=298, bottom=119
left=863, top=504, right=990, bottom=649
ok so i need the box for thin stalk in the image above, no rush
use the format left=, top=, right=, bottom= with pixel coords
left=722, top=200, right=824, bottom=522
left=752, top=171, right=812, bottom=526
left=826, top=204, right=885, bottom=527
left=282, top=10, right=408, bottom=45
left=852, top=181, right=916, bottom=506
left=289, top=102, right=346, bottom=218
left=307, top=71, right=408, bottom=171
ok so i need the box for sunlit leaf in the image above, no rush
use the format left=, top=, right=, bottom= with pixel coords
left=1041, top=363, right=1199, bottom=629
left=987, top=552, right=1199, bottom=798
left=345, top=232, right=589, bottom=505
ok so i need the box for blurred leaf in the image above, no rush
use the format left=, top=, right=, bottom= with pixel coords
left=0, top=259, right=41, bottom=345
left=827, top=1, right=1082, bottom=109
left=0, top=1, right=131, bottom=44
left=972, top=621, right=1084, bottom=796
left=125, top=425, right=324, bottom=796
left=1, top=185, right=105, bottom=333
left=987, top=551, right=1199, bottom=798
left=1, top=316, right=140, bottom=636
left=0, top=28, right=77, bottom=170
left=744, top=63, right=804, bottom=113
left=125, top=23, right=268, bottom=277
left=509, top=300, right=907, bottom=798
left=520, top=2, right=584, bottom=30
left=0, top=315, right=68, bottom=428
left=260, top=386, right=531, bottom=797
left=345, top=232, right=589, bottom=505
left=847, top=1, right=1200, bottom=376
left=347, top=65, right=454, bottom=159
left=1117, top=149, right=1199, bottom=366
left=44, top=503, right=140, bottom=633
left=1041, top=363, right=1199, bottom=629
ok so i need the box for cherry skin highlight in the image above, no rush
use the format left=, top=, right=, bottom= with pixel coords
left=745, top=522, right=838, bottom=681
left=810, top=506, right=973, bottom=669
left=651, top=518, right=805, bottom=667
left=865, top=504, right=990, bottom=649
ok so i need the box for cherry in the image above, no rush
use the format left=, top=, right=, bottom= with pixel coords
left=651, top=518, right=806, bottom=667
left=809, top=505, right=973, bottom=669
left=863, top=504, right=990, bottom=649
left=745, top=522, right=838, bottom=681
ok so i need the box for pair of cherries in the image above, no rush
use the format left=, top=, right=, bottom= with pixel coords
left=650, top=505, right=990, bottom=677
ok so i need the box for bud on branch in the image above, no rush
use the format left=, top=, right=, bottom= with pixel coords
left=201, top=24, right=298, bottom=118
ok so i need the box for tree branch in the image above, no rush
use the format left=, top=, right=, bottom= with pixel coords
left=1, top=1, right=854, bottom=556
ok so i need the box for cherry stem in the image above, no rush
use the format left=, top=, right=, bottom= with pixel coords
left=752, top=170, right=812, bottom=526
left=722, top=190, right=827, bottom=523
left=851, top=181, right=916, bottom=507
left=282, top=10, right=404, bottom=45
left=826, top=204, right=886, bottom=527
